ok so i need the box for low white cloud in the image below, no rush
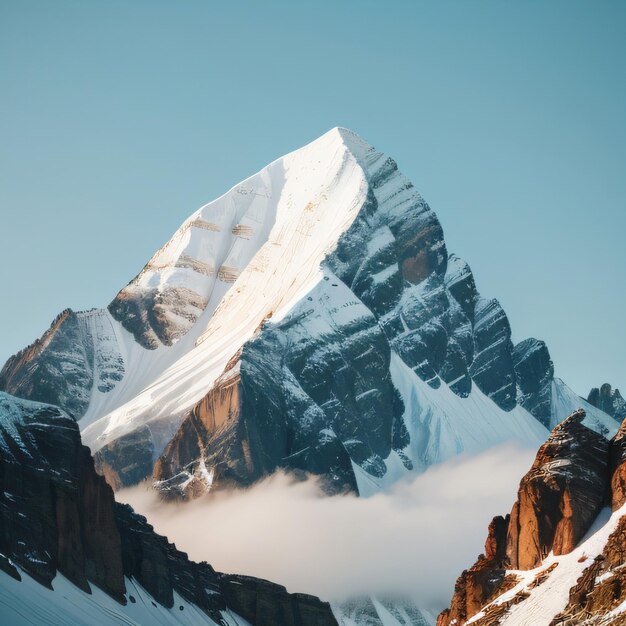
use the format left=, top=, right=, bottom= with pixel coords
left=118, top=443, right=534, bottom=611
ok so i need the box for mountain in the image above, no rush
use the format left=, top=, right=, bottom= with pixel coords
left=0, top=391, right=340, bottom=625
left=0, top=128, right=618, bottom=497
left=588, top=384, right=626, bottom=422
left=437, top=409, right=626, bottom=626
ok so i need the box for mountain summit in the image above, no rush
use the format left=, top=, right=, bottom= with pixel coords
left=0, top=129, right=618, bottom=495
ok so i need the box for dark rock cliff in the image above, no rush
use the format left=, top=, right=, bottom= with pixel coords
left=0, top=392, right=338, bottom=626
left=589, top=383, right=626, bottom=422
left=0, top=310, right=94, bottom=419
left=512, top=338, right=554, bottom=427
left=0, top=392, right=125, bottom=598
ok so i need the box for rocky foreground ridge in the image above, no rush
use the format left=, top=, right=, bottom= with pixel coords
left=438, top=410, right=626, bottom=626
left=0, top=391, right=338, bottom=626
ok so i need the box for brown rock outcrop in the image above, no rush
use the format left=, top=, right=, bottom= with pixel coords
left=506, top=410, right=609, bottom=569
left=436, top=564, right=517, bottom=626
left=438, top=410, right=610, bottom=626
left=436, top=516, right=513, bottom=626
left=610, top=418, right=626, bottom=510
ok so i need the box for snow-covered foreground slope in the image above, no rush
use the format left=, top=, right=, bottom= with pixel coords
left=467, top=507, right=622, bottom=626
left=0, top=127, right=617, bottom=494
left=0, top=568, right=435, bottom=626
left=0, top=570, right=246, bottom=626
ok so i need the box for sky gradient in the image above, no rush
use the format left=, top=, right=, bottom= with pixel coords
left=1, top=0, right=624, bottom=396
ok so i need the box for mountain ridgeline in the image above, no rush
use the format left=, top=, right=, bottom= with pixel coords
left=588, top=383, right=626, bottom=422
left=0, top=128, right=619, bottom=499
left=0, top=128, right=623, bottom=626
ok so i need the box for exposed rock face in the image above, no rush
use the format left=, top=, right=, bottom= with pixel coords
left=0, top=308, right=124, bottom=419
left=506, top=410, right=609, bottom=569
left=218, top=575, right=337, bottom=626
left=0, top=392, right=125, bottom=598
left=589, top=383, right=626, bottom=422
left=0, top=392, right=339, bottom=625
left=512, top=338, right=554, bottom=427
left=153, top=142, right=556, bottom=498
left=438, top=410, right=610, bottom=626
left=109, top=285, right=208, bottom=349
left=153, top=361, right=275, bottom=498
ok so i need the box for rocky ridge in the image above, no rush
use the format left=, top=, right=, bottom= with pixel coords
left=437, top=410, right=626, bottom=626
left=589, top=384, right=626, bottom=422
left=151, top=134, right=614, bottom=499
left=0, top=391, right=338, bottom=626
left=0, top=129, right=617, bottom=495
left=0, top=308, right=124, bottom=420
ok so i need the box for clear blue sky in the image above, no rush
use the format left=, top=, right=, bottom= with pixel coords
left=1, top=1, right=624, bottom=397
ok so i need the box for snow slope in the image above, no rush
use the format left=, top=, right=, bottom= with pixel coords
left=81, top=128, right=369, bottom=456
left=0, top=567, right=432, bottom=626
left=0, top=569, right=249, bottom=626
left=353, top=352, right=546, bottom=496
left=551, top=377, right=618, bottom=437
left=466, top=506, right=626, bottom=626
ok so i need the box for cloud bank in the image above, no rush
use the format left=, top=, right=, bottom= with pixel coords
left=118, top=444, right=534, bottom=611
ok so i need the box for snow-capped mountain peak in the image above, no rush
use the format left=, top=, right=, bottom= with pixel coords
left=0, top=128, right=618, bottom=495
left=82, top=128, right=375, bottom=454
